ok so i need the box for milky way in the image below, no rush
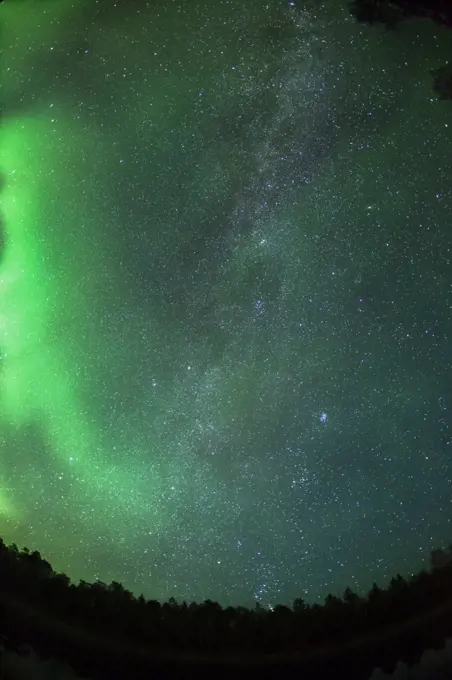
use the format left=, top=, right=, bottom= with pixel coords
left=1, top=0, right=452, bottom=607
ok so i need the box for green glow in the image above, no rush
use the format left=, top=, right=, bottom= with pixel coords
left=2, top=120, right=54, bottom=423
left=0, top=487, right=16, bottom=523
left=1, top=116, right=164, bottom=538
left=2, top=0, right=451, bottom=608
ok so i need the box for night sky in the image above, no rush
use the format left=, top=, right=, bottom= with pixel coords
left=1, top=0, right=452, bottom=609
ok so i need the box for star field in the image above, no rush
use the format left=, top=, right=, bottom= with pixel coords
left=1, top=0, right=452, bottom=608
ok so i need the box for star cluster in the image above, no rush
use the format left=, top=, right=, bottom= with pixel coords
left=1, top=0, right=451, bottom=607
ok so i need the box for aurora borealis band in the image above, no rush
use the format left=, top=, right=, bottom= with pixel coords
left=1, top=0, right=452, bottom=608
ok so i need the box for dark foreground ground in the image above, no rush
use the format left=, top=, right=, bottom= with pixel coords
left=2, top=592, right=452, bottom=680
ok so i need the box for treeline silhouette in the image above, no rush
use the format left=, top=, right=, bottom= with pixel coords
left=349, top=0, right=452, bottom=100
left=2, top=537, right=452, bottom=679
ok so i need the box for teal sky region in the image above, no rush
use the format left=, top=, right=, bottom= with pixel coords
left=1, top=0, right=452, bottom=607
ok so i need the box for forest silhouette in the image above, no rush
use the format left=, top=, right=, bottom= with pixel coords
left=1, top=0, right=451, bottom=678
left=1, top=537, right=452, bottom=679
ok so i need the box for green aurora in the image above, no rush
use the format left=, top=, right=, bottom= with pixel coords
left=1, top=0, right=452, bottom=606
